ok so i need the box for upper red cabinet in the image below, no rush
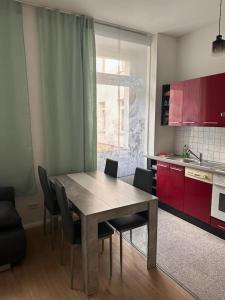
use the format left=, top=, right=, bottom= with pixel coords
left=201, top=73, right=225, bottom=127
left=169, top=82, right=183, bottom=126
left=168, top=72, right=225, bottom=127
left=182, top=78, right=202, bottom=126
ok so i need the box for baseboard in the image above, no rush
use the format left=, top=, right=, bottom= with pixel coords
left=23, top=220, right=46, bottom=230
left=0, top=264, right=11, bottom=272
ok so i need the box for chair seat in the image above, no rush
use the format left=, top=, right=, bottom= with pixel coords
left=138, top=210, right=148, bottom=221
left=0, top=201, right=22, bottom=229
left=72, top=220, right=114, bottom=244
left=98, top=221, right=114, bottom=239
left=108, top=214, right=147, bottom=232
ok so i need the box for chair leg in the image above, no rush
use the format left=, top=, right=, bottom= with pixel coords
left=130, top=229, right=133, bottom=243
left=120, top=232, right=123, bottom=274
left=70, top=245, right=75, bottom=289
left=102, top=239, right=105, bottom=252
left=60, top=228, right=64, bottom=265
left=109, top=236, right=112, bottom=277
left=55, top=215, right=59, bottom=231
left=50, top=215, right=54, bottom=250
left=43, top=206, right=46, bottom=235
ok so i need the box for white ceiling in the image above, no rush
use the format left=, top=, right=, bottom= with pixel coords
left=22, top=0, right=224, bottom=36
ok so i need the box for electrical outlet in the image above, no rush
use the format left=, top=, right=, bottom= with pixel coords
left=27, top=203, right=39, bottom=210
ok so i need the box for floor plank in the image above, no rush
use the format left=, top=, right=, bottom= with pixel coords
left=0, top=227, right=194, bottom=300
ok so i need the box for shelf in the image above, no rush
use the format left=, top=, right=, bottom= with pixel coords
left=161, top=84, right=170, bottom=126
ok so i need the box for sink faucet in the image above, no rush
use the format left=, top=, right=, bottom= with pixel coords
left=187, top=148, right=203, bottom=163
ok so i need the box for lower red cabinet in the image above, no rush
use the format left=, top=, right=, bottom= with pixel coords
left=157, top=162, right=184, bottom=211
left=168, top=164, right=185, bottom=211
left=184, top=177, right=212, bottom=224
left=157, top=162, right=170, bottom=205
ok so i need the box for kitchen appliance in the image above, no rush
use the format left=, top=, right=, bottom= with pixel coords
left=211, top=174, right=225, bottom=222
left=184, top=168, right=213, bottom=224
left=185, top=168, right=213, bottom=184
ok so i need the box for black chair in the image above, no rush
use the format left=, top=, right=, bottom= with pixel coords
left=55, top=179, right=114, bottom=289
left=108, top=167, right=153, bottom=273
left=134, top=167, right=153, bottom=220
left=104, top=158, right=118, bottom=178
left=38, top=166, right=60, bottom=247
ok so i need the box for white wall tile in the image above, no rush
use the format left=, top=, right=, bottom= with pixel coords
left=175, top=126, right=225, bottom=162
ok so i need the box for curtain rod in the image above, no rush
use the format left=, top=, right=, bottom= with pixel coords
left=14, top=0, right=151, bottom=37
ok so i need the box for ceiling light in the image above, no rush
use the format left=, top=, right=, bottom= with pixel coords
left=212, top=0, right=225, bottom=54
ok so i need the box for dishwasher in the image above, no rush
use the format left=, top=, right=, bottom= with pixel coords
left=183, top=168, right=213, bottom=224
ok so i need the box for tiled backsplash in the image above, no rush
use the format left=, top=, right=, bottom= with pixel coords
left=175, top=127, right=225, bottom=163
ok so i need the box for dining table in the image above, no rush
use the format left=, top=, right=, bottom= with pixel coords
left=53, top=171, right=158, bottom=296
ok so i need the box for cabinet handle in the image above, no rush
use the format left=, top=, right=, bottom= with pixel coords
left=221, top=112, right=225, bottom=117
left=169, top=122, right=181, bottom=124
left=217, top=225, right=225, bottom=231
left=183, top=121, right=197, bottom=124
left=203, top=122, right=218, bottom=124
left=170, top=167, right=183, bottom=172
left=158, top=164, right=169, bottom=168
left=188, top=172, right=202, bottom=178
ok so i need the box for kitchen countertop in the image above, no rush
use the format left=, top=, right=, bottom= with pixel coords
left=146, top=154, right=225, bottom=175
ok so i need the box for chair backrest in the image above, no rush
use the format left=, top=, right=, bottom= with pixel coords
left=38, top=166, right=56, bottom=213
left=55, top=179, right=74, bottom=244
left=133, top=167, right=153, bottom=193
left=104, top=158, right=118, bottom=178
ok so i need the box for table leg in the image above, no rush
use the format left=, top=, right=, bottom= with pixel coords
left=147, top=199, right=158, bottom=269
left=81, top=215, right=98, bottom=295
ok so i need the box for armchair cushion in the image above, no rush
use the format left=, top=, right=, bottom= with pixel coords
left=0, top=187, right=15, bottom=206
left=0, top=201, right=22, bottom=229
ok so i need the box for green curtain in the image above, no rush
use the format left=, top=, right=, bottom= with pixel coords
left=0, top=0, right=36, bottom=195
left=37, top=9, right=97, bottom=175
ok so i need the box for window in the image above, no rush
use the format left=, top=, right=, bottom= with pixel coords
left=98, top=102, right=106, bottom=132
left=120, top=99, right=125, bottom=133
left=95, top=24, right=150, bottom=177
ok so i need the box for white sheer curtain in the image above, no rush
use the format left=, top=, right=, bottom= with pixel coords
left=95, top=24, right=151, bottom=177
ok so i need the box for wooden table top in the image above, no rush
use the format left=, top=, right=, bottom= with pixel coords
left=54, top=171, right=157, bottom=218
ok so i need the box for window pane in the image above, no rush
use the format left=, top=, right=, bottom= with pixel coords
left=96, top=30, right=150, bottom=177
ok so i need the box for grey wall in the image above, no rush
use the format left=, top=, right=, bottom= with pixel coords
left=177, top=22, right=225, bottom=81
left=148, top=33, right=177, bottom=156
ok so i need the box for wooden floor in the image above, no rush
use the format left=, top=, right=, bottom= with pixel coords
left=0, top=226, right=194, bottom=300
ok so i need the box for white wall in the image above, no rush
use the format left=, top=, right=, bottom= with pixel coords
left=16, top=5, right=44, bottom=227
left=177, top=22, right=225, bottom=80
left=174, top=22, right=225, bottom=162
left=148, top=33, right=177, bottom=155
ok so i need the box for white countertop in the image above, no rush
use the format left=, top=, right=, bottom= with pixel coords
left=146, top=155, right=225, bottom=175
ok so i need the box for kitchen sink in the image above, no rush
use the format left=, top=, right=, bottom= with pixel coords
left=183, top=158, right=223, bottom=168
left=163, top=155, right=225, bottom=170
left=183, top=158, right=200, bottom=164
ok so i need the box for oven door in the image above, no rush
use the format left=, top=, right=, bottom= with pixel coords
left=211, top=184, right=225, bottom=222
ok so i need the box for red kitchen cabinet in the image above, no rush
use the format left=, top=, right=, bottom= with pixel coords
left=157, top=162, right=184, bottom=211
left=169, top=82, right=183, bottom=126
left=182, top=78, right=202, bottom=126
left=157, top=162, right=170, bottom=205
left=184, top=177, right=212, bottom=224
left=168, top=164, right=185, bottom=211
left=168, top=72, right=225, bottom=127
left=201, top=73, right=225, bottom=127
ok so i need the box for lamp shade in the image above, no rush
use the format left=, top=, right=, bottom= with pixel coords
left=212, top=34, right=225, bottom=54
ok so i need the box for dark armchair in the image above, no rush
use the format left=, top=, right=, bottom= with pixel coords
left=0, top=186, right=26, bottom=267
